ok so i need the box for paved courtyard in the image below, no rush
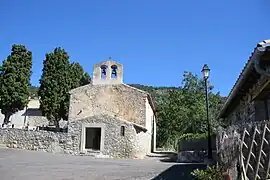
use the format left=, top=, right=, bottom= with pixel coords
left=0, top=148, right=206, bottom=180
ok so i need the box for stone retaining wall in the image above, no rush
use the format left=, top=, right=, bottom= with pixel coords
left=178, top=135, right=216, bottom=151
left=0, top=128, right=73, bottom=154
left=0, top=115, right=151, bottom=159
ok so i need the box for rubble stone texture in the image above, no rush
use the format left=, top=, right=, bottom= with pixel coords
left=216, top=126, right=241, bottom=180
left=69, top=84, right=148, bottom=126
left=0, top=114, right=151, bottom=158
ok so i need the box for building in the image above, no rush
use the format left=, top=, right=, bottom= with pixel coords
left=67, top=59, right=157, bottom=158
left=219, top=40, right=270, bottom=125
left=0, top=98, right=48, bottom=129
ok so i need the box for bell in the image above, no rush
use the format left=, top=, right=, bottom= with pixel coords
left=101, top=68, right=106, bottom=75
left=112, top=69, right=117, bottom=76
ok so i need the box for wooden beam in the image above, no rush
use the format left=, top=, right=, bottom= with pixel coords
left=252, top=79, right=270, bottom=100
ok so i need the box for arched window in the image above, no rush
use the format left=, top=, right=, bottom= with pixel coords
left=111, top=65, right=118, bottom=78
left=100, top=65, right=107, bottom=79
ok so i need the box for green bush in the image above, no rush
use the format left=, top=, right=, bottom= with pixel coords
left=191, top=165, right=223, bottom=180
left=178, top=133, right=208, bottom=141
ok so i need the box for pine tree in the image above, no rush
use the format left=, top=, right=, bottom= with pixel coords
left=0, top=45, right=32, bottom=124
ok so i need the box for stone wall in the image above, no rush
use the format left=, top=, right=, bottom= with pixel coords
left=216, top=126, right=241, bottom=180
left=0, top=128, right=72, bottom=154
left=178, top=136, right=216, bottom=151
left=216, top=121, right=270, bottom=179
left=69, top=115, right=151, bottom=158
left=69, top=84, right=148, bottom=126
left=0, top=115, right=151, bottom=159
left=225, top=76, right=270, bottom=126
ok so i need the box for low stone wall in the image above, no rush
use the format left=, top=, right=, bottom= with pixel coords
left=0, top=115, right=151, bottom=159
left=177, top=135, right=216, bottom=163
left=0, top=128, right=74, bottom=154
left=178, top=135, right=216, bottom=151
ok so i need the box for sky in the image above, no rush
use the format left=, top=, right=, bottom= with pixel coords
left=0, top=0, right=269, bottom=96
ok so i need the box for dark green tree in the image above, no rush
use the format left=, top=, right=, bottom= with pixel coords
left=0, top=45, right=32, bottom=124
left=38, top=48, right=91, bottom=126
left=61, top=62, right=91, bottom=120
left=38, top=48, right=71, bottom=128
left=69, top=62, right=91, bottom=88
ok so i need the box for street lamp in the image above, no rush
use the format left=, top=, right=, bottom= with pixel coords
left=201, top=64, right=212, bottom=159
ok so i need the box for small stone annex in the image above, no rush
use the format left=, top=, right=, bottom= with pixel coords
left=0, top=59, right=157, bottom=159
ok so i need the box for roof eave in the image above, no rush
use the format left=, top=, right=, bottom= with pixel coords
left=219, top=40, right=270, bottom=118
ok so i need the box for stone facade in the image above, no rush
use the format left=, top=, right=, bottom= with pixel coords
left=68, top=115, right=151, bottom=158
left=69, top=84, right=148, bottom=126
left=224, top=69, right=270, bottom=126
left=0, top=114, right=151, bottom=159
left=68, top=59, right=156, bottom=157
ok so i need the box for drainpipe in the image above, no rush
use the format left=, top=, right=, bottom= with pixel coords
left=253, top=42, right=270, bottom=76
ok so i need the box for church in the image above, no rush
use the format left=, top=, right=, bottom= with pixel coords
left=67, top=59, right=157, bottom=158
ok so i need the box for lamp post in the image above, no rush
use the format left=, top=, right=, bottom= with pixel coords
left=201, top=64, right=212, bottom=159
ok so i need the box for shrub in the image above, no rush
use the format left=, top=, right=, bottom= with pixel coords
left=178, top=133, right=208, bottom=141
left=191, top=165, right=223, bottom=180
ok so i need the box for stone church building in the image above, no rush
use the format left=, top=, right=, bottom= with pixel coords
left=67, top=59, right=157, bottom=158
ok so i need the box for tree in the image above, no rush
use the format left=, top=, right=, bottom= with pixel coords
left=38, top=48, right=91, bottom=127
left=0, top=45, right=32, bottom=124
left=38, top=48, right=71, bottom=128
left=69, top=62, right=91, bottom=88
left=156, top=71, right=224, bottom=147
left=61, top=62, right=91, bottom=120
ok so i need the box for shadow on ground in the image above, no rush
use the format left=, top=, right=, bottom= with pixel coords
left=151, top=164, right=207, bottom=180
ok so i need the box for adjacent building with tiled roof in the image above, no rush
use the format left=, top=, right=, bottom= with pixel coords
left=219, top=40, right=270, bottom=125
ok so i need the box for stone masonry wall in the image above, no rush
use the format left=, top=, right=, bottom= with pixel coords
left=216, top=126, right=241, bottom=180
left=226, top=76, right=270, bottom=126
left=216, top=121, right=270, bottom=179
left=0, top=128, right=73, bottom=154
left=0, top=115, right=151, bottom=159
left=69, top=115, right=151, bottom=159
left=69, top=84, right=147, bottom=126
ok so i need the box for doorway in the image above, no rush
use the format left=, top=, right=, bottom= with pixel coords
left=85, top=127, right=101, bottom=150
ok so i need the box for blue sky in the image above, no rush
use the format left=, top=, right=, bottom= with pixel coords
left=0, top=0, right=269, bottom=96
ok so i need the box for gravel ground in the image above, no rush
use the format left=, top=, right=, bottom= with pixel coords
left=0, top=148, right=206, bottom=180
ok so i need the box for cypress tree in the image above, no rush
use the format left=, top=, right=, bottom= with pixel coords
left=0, top=45, right=32, bottom=125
